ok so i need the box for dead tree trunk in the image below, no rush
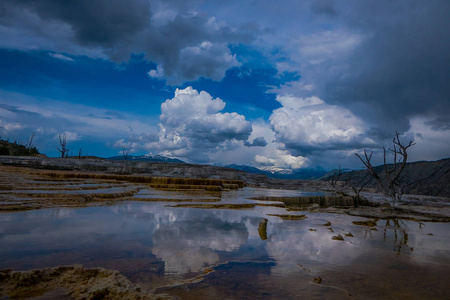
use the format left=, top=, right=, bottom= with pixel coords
left=327, top=166, right=367, bottom=197
left=327, top=165, right=344, bottom=193
left=78, top=146, right=84, bottom=159
left=26, top=132, right=36, bottom=151
left=57, top=133, right=69, bottom=158
left=355, top=131, right=415, bottom=204
left=121, top=145, right=130, bottom=160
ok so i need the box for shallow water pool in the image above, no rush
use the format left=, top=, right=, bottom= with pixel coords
left=1, top=188, right=449, bottom=299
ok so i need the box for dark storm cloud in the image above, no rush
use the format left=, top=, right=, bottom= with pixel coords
left=310, top=0, right=337, bottom=16
left=13, top=0, right=151, bottom=47
left=282, top=139, right=374, bottom=157
left=313, top=1, right=450, bottom=139
left=244, top=136, right=268, bottom=147
left=0, top=103, right=42, bottom=118
left=424, top=117, right=450, bottom=131
left=142, top=12, right=252, bottom=83
left=187, top=117, right=252, bottom=144
left=0, top=0, right=252, bottom=83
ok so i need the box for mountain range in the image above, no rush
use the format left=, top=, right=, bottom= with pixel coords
left=107, top=154, right=185, bottom=164
left=223, top=164, right=328, bottom=180
left=106, top=154, right=328, bottom=179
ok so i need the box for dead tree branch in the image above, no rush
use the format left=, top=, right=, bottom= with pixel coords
left=327, top=166, right=367, bottom=197
left=78, top=146, right=84, bottom=159
left=327, top=165, right=342, bottom=192
left=355, top=131, right=415, bottom=203
left=350, top=171, right=369, bottom=197
left=121, top=145, right=130, bottom=160
left=57, top=133, right=69, bottom=158
left=26, top=131, right=36, bottom=150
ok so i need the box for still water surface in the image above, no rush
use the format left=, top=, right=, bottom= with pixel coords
left=1, top=187, right=449, bottom=299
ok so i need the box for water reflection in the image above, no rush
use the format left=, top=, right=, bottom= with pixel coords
left=1, top=188, right=449, bottom=299
left=152, top=216, right=248, bottom=274
left=382, top=218, right=412, bottom=256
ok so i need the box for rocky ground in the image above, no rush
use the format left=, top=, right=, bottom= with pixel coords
left=1, top=156, right=449, bottom=299
left=0, top=156, right=330, bottom=190
left=0, top=265, right=172, bottom=300
left=1, top=156, right=449, bottom=222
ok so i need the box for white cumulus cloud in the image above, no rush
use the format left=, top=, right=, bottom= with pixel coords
left=145, top=87, right=252, bottom=162
left=255, top=150, right=308, bottom=171
left=270, top=95, right=374, bottom=155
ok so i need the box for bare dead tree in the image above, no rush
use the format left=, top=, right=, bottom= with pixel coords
left=351, top=181, right=364, bottom=197
left=351, top=183, right=365, bottom=197
left=327, top=166, right=368, bottom=197
left=347, top=170, right=370, bottom=197
left=327, top=165, right=342, bottom=191
left=355, top=131, right=415, bottom=203
left=78, top=146, right=84, bottom=159
left=121, top=145, right=130, bottom=160
left=326, top=165, right=350, bottom=195
left=57, top=133, right=70, bottom=158
left=26, top=131, right=36, bottom=150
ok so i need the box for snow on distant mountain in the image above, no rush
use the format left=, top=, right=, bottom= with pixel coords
left=107, top=154, right=185, bottom=163
left=106, top=157, right=326, bottom=179
left=224, top=164, right=328, bottom=180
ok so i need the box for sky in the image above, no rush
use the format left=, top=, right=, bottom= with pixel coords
left=0, top=0, right=449, bottom=171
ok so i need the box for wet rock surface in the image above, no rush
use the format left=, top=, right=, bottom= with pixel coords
left=250, top=194, right=450, bottom=223
left=0, top=265, right=169, bottom=299
left=0, top=156, right=329, bottom=191
left=1, top=162, right=449, bottom=221
left=266, top=214, right=307, bottom=221
left=250, top=195, right=373, bottom=208
left=0, top=165, right=243, bottom=212
left=1, top=157, right=450, bottom=299
left=0, top=166, right=141, bottom=211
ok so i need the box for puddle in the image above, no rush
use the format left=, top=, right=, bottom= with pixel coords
left=1, top=191, right=449, bottom=299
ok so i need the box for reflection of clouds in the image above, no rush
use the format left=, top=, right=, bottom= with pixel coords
left=51, top=209, right=73, bottom=219
left=152, top=218, right=249, bottom=274
left=2, top=197, right=450, bottom=287
left=264, top=214, right=380, bottom=275
left=114, top=200, right=265, bottom=229
left=153, top=242, right=218, bottom=274
left=113, top=187, right=309, bottom=225
left=111, top=202, right=264, bottom=274
left=266, top=226, right=343, bottom=275
left=265, top=217, right=450, bottom=276
left=0, top=214, right=13, bottom=222
left=96, top=201, right=450, bottom=273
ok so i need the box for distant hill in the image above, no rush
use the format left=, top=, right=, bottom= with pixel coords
left=322, top=158, right=450, bottom=198
left=107, top=154, right=186, bottom=164
left=224, top=164, right=328, bottom=180
left=318, top=168, right=352, bottom=180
